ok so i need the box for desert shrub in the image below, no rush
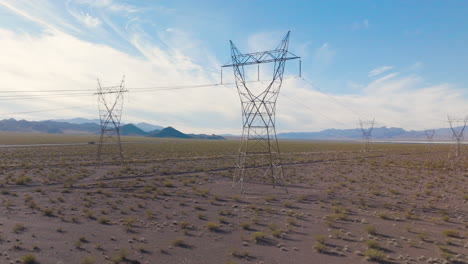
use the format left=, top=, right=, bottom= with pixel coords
left=376, top=212, right=391, bottom=220
left=111, top=248, right=128, bottom=263
left=251, top=232, right=265, bottom=243
left=267, top=223, right=278, bottom=231
left=15, top=176, right=32, bottom=185
left=179, top=221, right=190, bottom=229
left=13, top=223, right=26, bottom=233
left=80, top=256, right=95, bottom=264
left=271, top=229, right=282, bottom=237
left=365, top=239, right=380, bottom=249
left=315, top=235, right=326, bottom=244
left=239, top=222, right=250, bottom=230
left=20, top=253, right=38, bottom=264
left=218, top=217, right=228, bottom=224
left=171, top=237, right=186, bottom=247
left=197, top=212, right=205, bottom=220
left=163, top=181, right=174, bottom=187
left=229, top=248, right=251, bottom=259
left=205, top=222, right=220, bottom=232
left=364, top=225, right=377, bottom=235
left=442, top=229, right=460, bottom=238
left=363, top=249, right=386, bottom=262
left=145, top=210, right=154, bottom=219
left=98, top=217, right=110, bottom=224
left=314, top=241, right=327, bottom=253
left=42, top=208, right=54, bottom=217
left=123, top=217, right=135, bottom=226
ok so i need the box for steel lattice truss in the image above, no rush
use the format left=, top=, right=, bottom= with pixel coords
left=96, top=76, right=127, bottom=164
left=359, top=118, right=375, bottom=152
left=424, top=129, right=435, bottom=151
left=222, top=31, right=300, bottom=193
left=447, top=115, right=467, bottom=158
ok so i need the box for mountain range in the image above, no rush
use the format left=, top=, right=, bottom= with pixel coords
left=0, top=118, right=462, bottom=141
left=53, top=118, right=163, bottom=132
left=277, top=126, right=456, bottom=141
left=0, top=118, right=224, bottom=140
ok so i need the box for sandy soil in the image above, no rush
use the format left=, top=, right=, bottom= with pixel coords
left=0, top=141, right=467, bottom=264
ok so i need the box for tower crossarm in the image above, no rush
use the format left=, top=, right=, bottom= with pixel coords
left=221, top=50, right=300, bottom=68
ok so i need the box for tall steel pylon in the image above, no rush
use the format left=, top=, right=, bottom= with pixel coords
left=222, top=31, right=300, bottom=193
left=424, top=129, right=435, bottom=151
left=96, top=76, right=127, bottom=164
left=359, top=118, right=374, bottom=152
left=447, top=115, right=467, bottom=158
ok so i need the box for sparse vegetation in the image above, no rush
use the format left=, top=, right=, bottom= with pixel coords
left=20, top=253, right=38, bottom=264
left=0, top=136, right=465, bottom=263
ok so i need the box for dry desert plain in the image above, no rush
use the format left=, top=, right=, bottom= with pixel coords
left=0, top=133, right=467, bottom=264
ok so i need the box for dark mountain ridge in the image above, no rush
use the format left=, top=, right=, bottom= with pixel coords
left=0, top=119, right=224, bottom=140
left=278, top=126, right=457, bottom=140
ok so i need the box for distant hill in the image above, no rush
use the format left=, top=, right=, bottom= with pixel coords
left=188, top=133, right=225, bottom=140
left=147, top=127, right=226, bottom=140
left=120, top=124, right=147, bottom=136
left=278, top=126, right=455, bottom=141
left=7, top=117, right=463, bottom=141
left=53, top=118, right=163, bottom=132
left=0, top=118, right=100, bottom=134
left=53, top=117, right=101, bottom=125
left=134, top=122, right=163, bottom=132
left=148, top=127, right=191, bottom=139
left=0, top=118, right=224, bottom=140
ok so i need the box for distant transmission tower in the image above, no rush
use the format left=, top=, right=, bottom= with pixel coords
left=96, top=76, right=127, bottom=164
left=359, top=118, right=375, bottom=152
left=447, top=115, right=467, bottom=158
left=222, top=31, right=300, bottom=193
left=424, top=129, right=435, bottom=151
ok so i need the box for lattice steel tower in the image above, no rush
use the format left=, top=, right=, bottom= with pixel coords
left=359, top=118, right=375, bottom=152
left=96, top=76, right=127, bottom=164
left=424, top=129, right=435, bottom=151
left=447, top=115, right=467, bottom=158
left=222, top=31, right=300, bottom=193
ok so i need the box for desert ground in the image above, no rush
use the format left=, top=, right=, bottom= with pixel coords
left=0, top=133, right=467, bottom=264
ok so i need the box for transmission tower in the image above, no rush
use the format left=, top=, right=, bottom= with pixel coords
left=96, top=76, right=127, bottom=164
left=447, top=115, right=467, bottom=158
left=359, top=118, right=375, bottom=152
left=222, top=31, right=300, bottom=193
left=424, top=129, right=435, bottom=151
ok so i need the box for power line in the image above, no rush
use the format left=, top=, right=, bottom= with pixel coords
left=0, top=77, right=301, bottom=98
left=281, top=92, right=349, bottom=126
left=300, top=76, right=362, bottom=117
left=222, top=77, right=348, bottom=126
left=0, top=106, right=90, bottom=116
left=0, top=93, right=94, bottom=101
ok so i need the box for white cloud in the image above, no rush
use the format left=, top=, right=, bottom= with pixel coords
left=277, top=73, right=467, bottom=132
left=363, top=19, right=369, bottom=29
left=1, top=24, right=463, bottom=134
left=246, top=31, right=286, bottom=52
left=410, top=61, right=424, bottom=71
left=368, top=65, right=394, bottom=77
left=314, top=42, right=335, bottom=66
left=0, top=0, right=81, bottom=34
left=0, top=28, right=239, bottom=134
left=351, top=19, right=370, bottom=31
left=0, top=2, right=466, bottom=135
left=71, top=12, right=102, bottom=28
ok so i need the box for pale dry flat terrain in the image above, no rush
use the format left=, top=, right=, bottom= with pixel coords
left=0, top=133, right=467, bottom=264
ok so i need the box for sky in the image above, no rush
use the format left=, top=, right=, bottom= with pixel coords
left=0, top=0, right=467, bottom=134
